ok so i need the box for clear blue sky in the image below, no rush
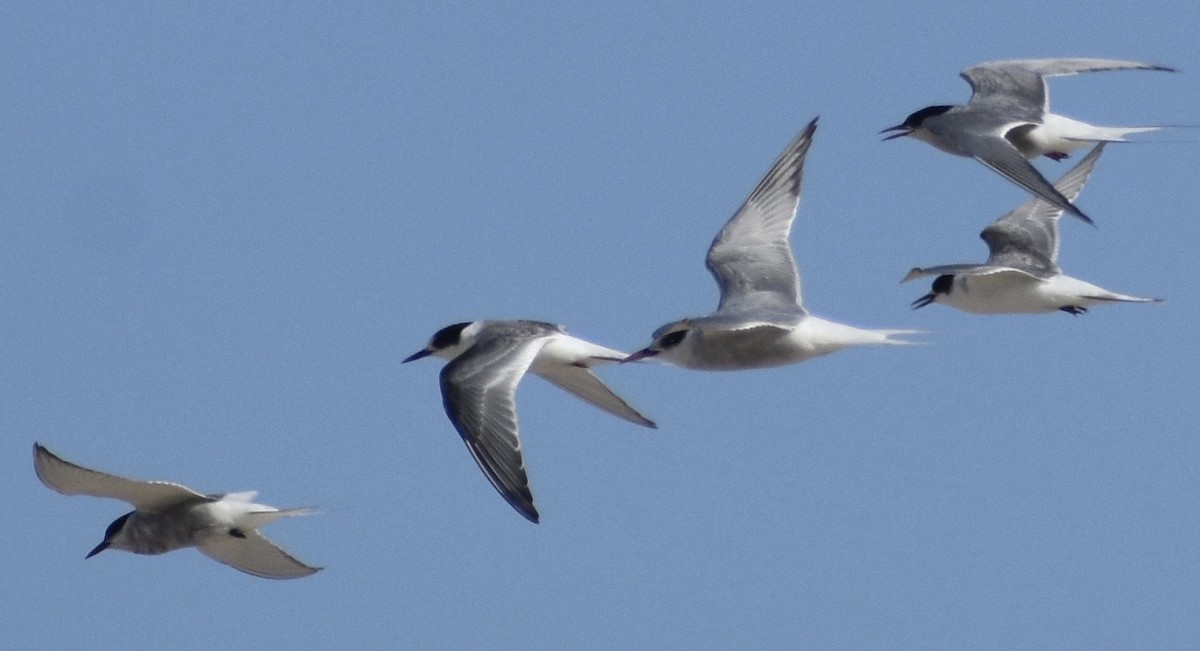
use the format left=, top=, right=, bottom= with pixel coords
left=3, top=2, right=1197, bottom=649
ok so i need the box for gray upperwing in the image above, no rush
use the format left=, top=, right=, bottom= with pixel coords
left=706, top=118, right=817, bottom=314
left=963, top=58, right=1175, bottom=112
left=902, top=264, right=986, bottom=283
left=33, top=443, right=207, bottom=511
left=535, top=364, right=656, bottom=429
left=961, top=62, right=1050, bottom=112
left=439, top=334, right=547, bottom=523
left=983, top=143, right=1106, bottom=272
left=964, top=136, right=1093, bottom=225
left=198, top=530, right=321, bottom=580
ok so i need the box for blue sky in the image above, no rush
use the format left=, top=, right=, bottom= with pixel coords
left=3, top=2, right=1198, bottom=649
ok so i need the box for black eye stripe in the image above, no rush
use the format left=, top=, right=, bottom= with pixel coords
left=661, top=330, right=687, bottom=348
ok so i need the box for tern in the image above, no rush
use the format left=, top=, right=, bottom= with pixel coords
left=32, top=443, right=320, bottom=579
left=904, top=143, right=1162, bottom=315
left=625, top=118, right=918, bottom=371
left=883, top=58, right=1176, bottom=225
left=404, top=320, right=655, bottom=523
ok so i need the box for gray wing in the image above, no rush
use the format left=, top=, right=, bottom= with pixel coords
left=706, top=118, right=818, bottom=314
left=963, top=58, right=1175, bottom=112
left=983, top=143, right=1106, bottom=272
left=535, top=364, right=656, bottom=429
left=439, top=332, right=549, bottom=523
left=910, top=264, right=1035, bottom=280
left=33, top=443, right=207, bottom=511
left=198, top=530, right=321, bottom=579
left=902, top=264, right=988, bottom=283
left=958, top=134, right=1093, bottom=225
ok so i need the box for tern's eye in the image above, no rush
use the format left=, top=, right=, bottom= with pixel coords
left=659, top=330, right=687, bottom=348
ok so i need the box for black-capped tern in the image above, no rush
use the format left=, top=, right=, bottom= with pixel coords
left=626, top=118, right=919, bottom=371
left=33, top=443, right=321, bottom=579
left=404, top=320, right=655, bottom=523
left=904, top=143, right=1163, bottom=315
left=883, top=58, right=1176, bottom=225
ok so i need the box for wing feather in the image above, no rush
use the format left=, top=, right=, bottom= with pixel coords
left=963, top=58, right=1174, bottom=112
left=33, top=443, right=206, bottom=511
left=706, top=118, right=818, bottom=314
left=198, top=530, right=321, bottom=579
left=983, top=143, right=1106, bottom=272
left=439, top=335, right=548, bottom=523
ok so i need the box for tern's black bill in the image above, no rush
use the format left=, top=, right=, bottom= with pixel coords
left=621, top=349, right=658, bottom=364
left=402, top=349, right=431, bottom=363
left=911, top=294, right=936, bottom=310
left=85, top=541, right=109, bottom=559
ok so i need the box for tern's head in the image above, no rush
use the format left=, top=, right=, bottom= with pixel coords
left=911, top=274, right=954, bottom=310
left=881, top=105, right=954, bottom=140
left=623, top=321, right=691, bottom=363
left=87, top=512, right=132, bottom=558
left=403, top=321, right=479, bottom=363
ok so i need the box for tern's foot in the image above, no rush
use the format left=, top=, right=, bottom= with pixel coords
left=1059, top=306, right=1088, bottom=315
left=1044, top=152, right=1070, bottom=161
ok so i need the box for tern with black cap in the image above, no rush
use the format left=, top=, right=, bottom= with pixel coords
left=883, top=57, right=1176, bottom=226
left=32, top=443, right=320, bottom=579
left=404, top=320, right=655, bottom=523
left=903, top=143, right=1162, bottom=315
left=626, top=118, right=919, bottom=371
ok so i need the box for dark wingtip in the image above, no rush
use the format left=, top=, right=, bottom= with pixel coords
left=803, top=115, right=819, bottom=136
left=1065, top=202, right=1095, bottom=227
left=519, top=505, right=540, bottom=524
left=501, top=488, right=540, bottom=524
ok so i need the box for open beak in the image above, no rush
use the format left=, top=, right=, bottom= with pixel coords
left=86, top=540, right=109, bottom=559
left=911, top=293, right=936, bottom=310
left=621, top=348, right=658, bottom=364
left=880, top=125, right=910, bottom=141
left=402, top=349, right=431, bottom=363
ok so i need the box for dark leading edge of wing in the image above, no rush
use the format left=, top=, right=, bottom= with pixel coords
left=438, top=335, right=546, bottom=524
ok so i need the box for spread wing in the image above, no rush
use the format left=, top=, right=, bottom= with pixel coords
left=706, top=118, right=818, bottom=315
left=902, top=264, right=988, bottom=283
left=439, top=333, right=549, bottom=523
left=983, top=143, right=1105, bottom=273
left=33, top=443, right=207, bottom=511
left=535, top=363, right=656, bottom=428
left=958, top=134, right=1093, bottom=225
left=198, top=530, right=321, bottom=579
left=963, top=58, right=1174, bottom=112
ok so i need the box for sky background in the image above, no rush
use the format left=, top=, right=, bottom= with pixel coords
left=2, top=2, right=1198, bottom=649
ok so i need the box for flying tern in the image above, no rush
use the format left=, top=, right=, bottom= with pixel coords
left=404, top=320, right=655, bottom=523
left=883, top=57, right=1176, bottom=225
left=33, top=443, right=320, bottom=579
left=626, top=118, right=919, bottom=371
left=904, top=143, right=1163, bottom=315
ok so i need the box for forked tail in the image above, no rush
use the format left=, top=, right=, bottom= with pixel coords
left=875, top=329, right=929, bottom=346
left=243, top=506, right=319, bottom=530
